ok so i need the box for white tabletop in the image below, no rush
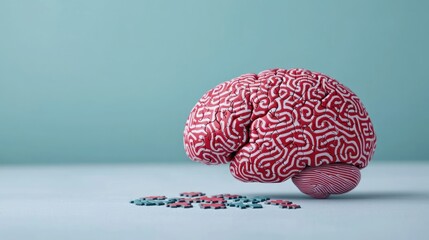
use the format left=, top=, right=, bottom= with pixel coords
left=1, top=162, right=428, bottom=240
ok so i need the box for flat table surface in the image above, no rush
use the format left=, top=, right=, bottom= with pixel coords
left=1, top=162, right=429, bottom=240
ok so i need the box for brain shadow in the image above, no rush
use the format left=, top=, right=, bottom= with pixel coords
left=243, top=191, right=429, bottom=201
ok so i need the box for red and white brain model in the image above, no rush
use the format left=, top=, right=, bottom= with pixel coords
left=184, top=68, right=377, bottom=198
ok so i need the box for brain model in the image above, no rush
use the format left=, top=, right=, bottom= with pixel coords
left=184, top=68, right=376, bottom=198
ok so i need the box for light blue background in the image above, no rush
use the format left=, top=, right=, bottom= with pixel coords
left=0, top=0, right=428, bottom=164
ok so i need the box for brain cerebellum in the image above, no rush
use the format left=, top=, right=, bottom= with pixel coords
left=183, top=68, right=376, bottom=183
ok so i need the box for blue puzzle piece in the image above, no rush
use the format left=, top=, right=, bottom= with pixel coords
left=130, top=197, right=184, bottom=206
left=249, top=196, right=270, bottom=203
left=232, top=196, right=269, bottom=203
left=164, top=198, right=180, bottom=204
left=233, top=198, right=252, bottom=203
left=227, top=202, right=249, bottom=209
left=246, top=203, right=263, bottom=209
left=132, top=199, right=165, bottom=206
left=227, top=201, right=263, bottom=209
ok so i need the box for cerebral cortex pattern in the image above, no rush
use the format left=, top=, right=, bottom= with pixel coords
left=183, top=68, right=377, bottom=183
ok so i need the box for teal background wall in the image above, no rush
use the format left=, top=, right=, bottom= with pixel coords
left=0, top=0, right=428, bottom=164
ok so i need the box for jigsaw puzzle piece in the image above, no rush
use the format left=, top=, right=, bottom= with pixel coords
left=200, top=196, right=226, bottom=203
left=133, top=199, right=165, bottom=206
left=227, top=202, right=263, bottom=209
left=164, top=198, right=180, bottom=204
left=213, top=194, right=244, bottom=200
left=279, top=203, right=301, bottom=209
left=180, top=197, right=202, bottom=203
left=166, top=202, right=193, bottom=208
left=246, top=203, right=263, bottom=209
left=141, top=196, right=167, bottom=200
left=179, top=192, right=206, bottom=197
left=200, top=203, right=226, bottom=209
left=232, top=196, right=270, bottom=203
left=265, top=199, right=292, bottom=205
left=251, top=196, right=270, bottom=202
left=130, top=195, right=170, bottom=204
left=226, top=202, right=249, bottom=209
left=232, top=198, right=252, bottom=203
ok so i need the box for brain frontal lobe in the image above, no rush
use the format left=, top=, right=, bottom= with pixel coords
left=183, top=74, right=256, bottom=164
left=184, top=68, right=377, bottom=182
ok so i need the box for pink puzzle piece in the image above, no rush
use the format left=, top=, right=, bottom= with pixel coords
left=179, top=192, right=206, bottom=197
left=279, top=203, right=301, bottom=209
left=200, top=203, right=226, bottom=209
left=181, top=197, right=202, bottom=203
left=200, top=196, right=226, bottom=203
left=142, top=196, right=167, bottom=200
left=265, top=199, right=292, bottom=205
left=166, top=202, right=193, bottom=208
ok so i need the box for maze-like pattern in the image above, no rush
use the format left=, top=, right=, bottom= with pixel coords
left=183, top=68, right=376, bottom=183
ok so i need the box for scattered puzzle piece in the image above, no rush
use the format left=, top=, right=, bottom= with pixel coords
left=164, top=198, right=180, bottom=204
left=149, top=201, right=166, bottom=206
left=246, top=203, right=263, bottom=209
left=200, top=196, right=226, bottom=203
left=213, top=194, right=243, bottom=199
left=233, top=198, right=252, bottom=203
left=200, top=203, right=226, bottom=209
left=227, top=202, right=263, bottom=209
left=265, top=199, right=292, bottom=205
left=181, top=197, right=202, bottom=203
left=141, top=196, right=167, bottom=200
left=131, top=197, right=174, bottom=205
left=166, top=202, right=193, bottom=208
left=232, top=196, right=269, bottom=203
left=226, top=202, right=249, bottom=209
left=251, top=196, right=270, bottom=202
left=279, top=203, right=301, bottom=209
left=179, top=192, right=206, bottom=197
left=133, top=199, right=164, bottom=206
left=130, top=199, right=147, bottom=205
